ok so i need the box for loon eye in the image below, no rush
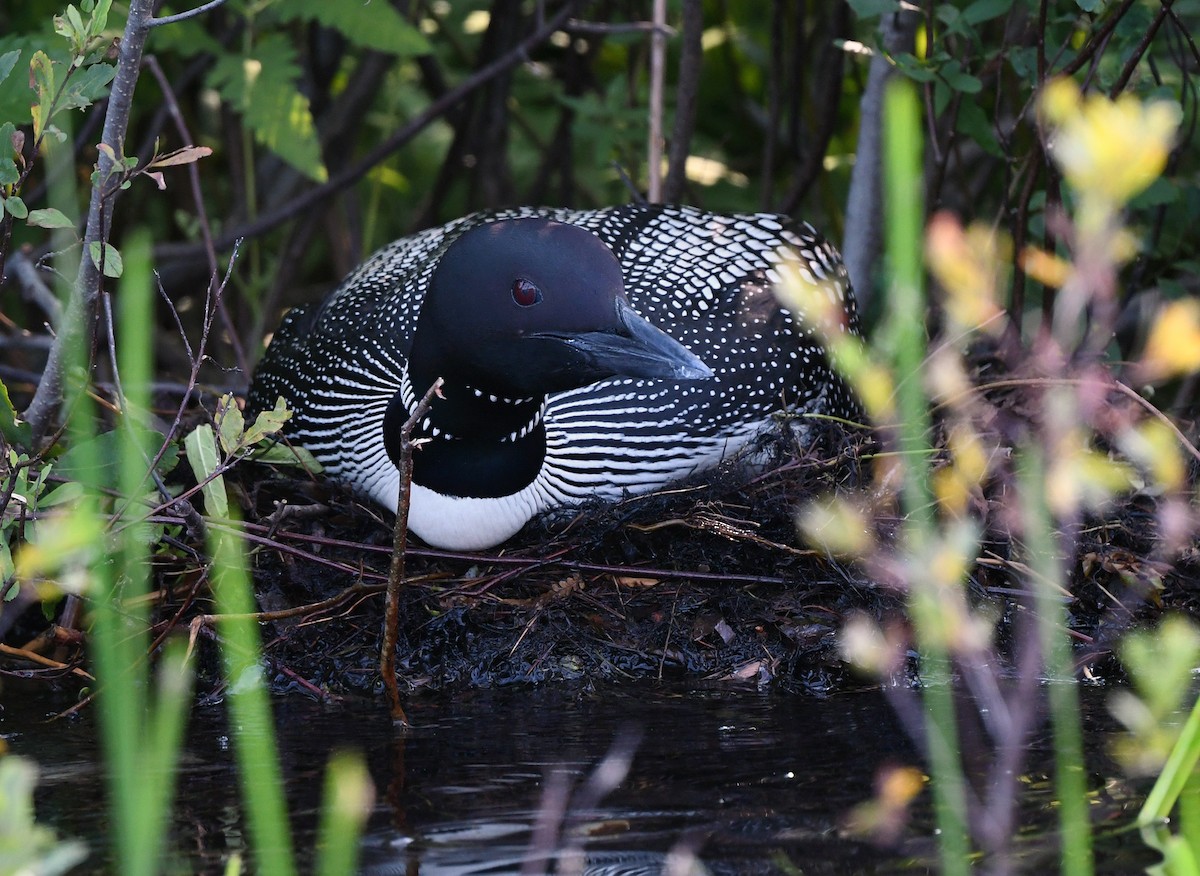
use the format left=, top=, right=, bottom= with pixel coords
left=512, top=277, right=543, bottom=307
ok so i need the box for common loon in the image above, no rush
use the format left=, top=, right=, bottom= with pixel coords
left=248, top=204, right=860, bottom=550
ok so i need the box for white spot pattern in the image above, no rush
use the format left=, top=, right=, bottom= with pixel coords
left=248, top=204, right=860, bottom=547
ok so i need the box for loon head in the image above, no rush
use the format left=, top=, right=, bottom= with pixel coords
left=408, top=218, right=712, bottom=397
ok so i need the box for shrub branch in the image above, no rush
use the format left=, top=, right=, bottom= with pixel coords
left=23, top=0, right=156, bottom=443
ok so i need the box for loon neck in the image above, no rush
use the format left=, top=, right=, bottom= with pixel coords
left=383, top=368, right=547, bottom=499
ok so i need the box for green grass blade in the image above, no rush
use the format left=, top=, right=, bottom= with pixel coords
left=138, top=641, right=195, bottom=871
left=208, top=520, right=298, bottom=876
left=883, top=78, right=970, bottom=875
left=1139, top=693, right=1200, bottom=827
left=1019, top=450, right=1092, bottom=876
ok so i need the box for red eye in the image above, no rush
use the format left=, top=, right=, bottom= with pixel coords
left=512, top=277, right=543, bottom=307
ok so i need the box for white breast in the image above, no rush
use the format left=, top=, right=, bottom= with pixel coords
left=371, top=467, right=552, bottom=551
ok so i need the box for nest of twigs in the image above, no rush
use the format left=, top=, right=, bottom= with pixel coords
left=235, top=417, right=886, bottom=696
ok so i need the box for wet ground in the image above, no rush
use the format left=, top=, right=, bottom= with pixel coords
left=4, top=679, right=1162, bottom=875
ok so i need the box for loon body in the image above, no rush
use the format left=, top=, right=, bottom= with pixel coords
left=249, top=204, right=859, bottom=550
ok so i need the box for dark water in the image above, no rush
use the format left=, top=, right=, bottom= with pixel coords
left=2, top=680, right=1161, bottom=874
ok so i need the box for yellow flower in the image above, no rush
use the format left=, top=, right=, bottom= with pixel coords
left=925, top=212, right=1009, bottom=333
left=932, top=424, right=991, bottom=516
left=1141, top=299, right=1200, bottom=381
left=1020, top=245, right=1072, bottom=288
left=1042, top=77, right=1181, bottom=207
left=796, top=496, right=874, bottom=557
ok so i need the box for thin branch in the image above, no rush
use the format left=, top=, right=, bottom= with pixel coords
left=141, top=54, right=249, bottom=380
left=564, top=20, right=675, bottom=36
left=8, top=249, right=63, bottom=326
left=663, top=0, right=703, bottom=204
left=381, top=377, right=443, bottom=727
left=1109, top=0, right=1175, bottom=97
left=1059, top=0, right=1139, bottom=76
left=22, top=0, right=157, bottom=442
left=149, top=0, right=229, bottom=28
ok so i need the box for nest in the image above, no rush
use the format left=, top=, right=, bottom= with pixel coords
left=238, top=418, right=891, bottom=696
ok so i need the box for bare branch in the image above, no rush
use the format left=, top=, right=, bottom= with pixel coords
left=23, top=0, right=157, bottom=441
left=663, top=0, right=703, bottom=204
left=149, top=0, right=229, bottom=28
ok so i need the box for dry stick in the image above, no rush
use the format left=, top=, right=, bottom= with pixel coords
left=0, top=643, right=94, bottom=680
left=662, top=0, right=703, bottom=204
left=1109, top=0, right=1176, bottom=97
left=256, top=524, right=799, bottom=587
left=381, top=377, right=443, bottom=726
left=141, top=54, right=249, bottom=380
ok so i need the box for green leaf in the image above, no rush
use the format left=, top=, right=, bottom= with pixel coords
left=0, top=120, right=17, bottom=164
left=87, top=240, right=123, bottom=277
left=184, top=424, right=229, bottom=518
left=1075, top=0, right=1102, bottom=11
left=248, top=442, right=323, bottom=472
left=26, top=208, right=75, bottom=229
left=0, top=49, right=19, bottom=85
left=89, top=0, right=112, bottom=37
left=207, top=36, right=327, bottom=182
left=215, top=393, right=245, bottom=455
left=1129, top=176, right=1180, bottom=209
left=1, top=539, right=12, bottom=584
left=956, top=100, right=1003, bottom=158
left=0, top=378, right=32, bottom=448
left=29, top=50, right=56, bottom=140
left=963, top=0, right=1013, bottom=25
left=933, top=80, right=952, bottom=117
left=943, top=69, right=982, bottom=94
left=39, top=480, right=85, bottom=508
left=271, top=0, right=430, bottom=56
left=56, top=61, right=115, bottom=113
left=893, top=53, right=937, bottom=83
left=3, top=195, right=27, bottom=219
left=242, top=396, right=292, bottom=447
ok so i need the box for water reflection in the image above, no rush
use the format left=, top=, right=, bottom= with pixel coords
left=0, top=680, right=1162, bottom=874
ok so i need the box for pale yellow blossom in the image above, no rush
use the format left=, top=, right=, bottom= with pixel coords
left=1042, top=77, right=1181, bottom=207
left=925, top=212, right=1008, bottom=333
left=1141, top=299, right=1200, bottom=381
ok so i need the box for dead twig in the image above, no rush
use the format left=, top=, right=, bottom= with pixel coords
left=0, top=642, right=94, bottom=680
left=381, top=377, right=443, bottom=726
left=662, top=0, right=703, bottom=203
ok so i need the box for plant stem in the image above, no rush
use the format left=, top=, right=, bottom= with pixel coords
left=1020, top=449, right=1093, bottom=876
left=884, top=78, right=970, bottom=875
